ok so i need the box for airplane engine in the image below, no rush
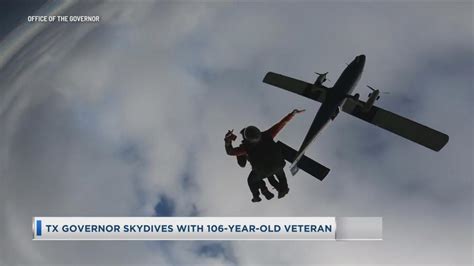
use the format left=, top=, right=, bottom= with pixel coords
left=314, top=72, right=329, bottom=86
left=363, top=101, right=375, bottom=111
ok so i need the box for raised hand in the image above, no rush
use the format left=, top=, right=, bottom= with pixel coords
left=292, top=109, right=306, bottom=115
left=224, top=129, right=237, bottom=142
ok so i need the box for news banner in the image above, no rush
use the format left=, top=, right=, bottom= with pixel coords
left=33, top=217, right=382, bottom=240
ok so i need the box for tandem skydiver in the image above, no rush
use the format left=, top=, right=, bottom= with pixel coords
left=224, top=109, right=305, bottom=202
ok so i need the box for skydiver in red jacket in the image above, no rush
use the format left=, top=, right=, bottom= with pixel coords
left=225, top=109, right=305, bottom=202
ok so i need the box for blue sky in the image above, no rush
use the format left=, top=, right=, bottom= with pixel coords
left=0, top=1, right=472, bottom=265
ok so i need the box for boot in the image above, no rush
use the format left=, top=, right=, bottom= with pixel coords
left=278, top=187, right=290, bottom=199
left=251, top=195, right=262, bottom=203
left=261, top=189, right=274, bottom=200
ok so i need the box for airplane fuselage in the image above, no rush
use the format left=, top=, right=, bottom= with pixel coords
left=290, top=55, right=366, bottom=173
left=331, top=54, right=366, bottom=103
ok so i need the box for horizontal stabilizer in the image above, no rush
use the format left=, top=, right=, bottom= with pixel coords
left=277, top=141, right=330, bottom=181
left=342, top=98, right=449, bottom=151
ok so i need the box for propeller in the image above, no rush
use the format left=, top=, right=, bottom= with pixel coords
left=314, top=72, right=330, bottom=82
left=367, top=85, right=390, bottom=94
left=367, top=85, right=390, bottom=101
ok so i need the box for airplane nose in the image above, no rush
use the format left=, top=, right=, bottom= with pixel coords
left=356, top=54, right=366, bottom=64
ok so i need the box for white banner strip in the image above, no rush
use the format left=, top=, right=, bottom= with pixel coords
left=32, top=217, right=382, bottom=241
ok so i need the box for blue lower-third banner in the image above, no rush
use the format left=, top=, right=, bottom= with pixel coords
left=32, top=217, right=382, bottom=241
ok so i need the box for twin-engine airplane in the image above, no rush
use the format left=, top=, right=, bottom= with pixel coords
left=263, top=54, right=449, bottom=180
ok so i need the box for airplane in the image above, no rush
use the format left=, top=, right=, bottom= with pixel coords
left=263, top=54, right=449, bottom=179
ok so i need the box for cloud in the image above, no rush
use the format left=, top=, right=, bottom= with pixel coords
left=0, top=1, right=472, bottom=265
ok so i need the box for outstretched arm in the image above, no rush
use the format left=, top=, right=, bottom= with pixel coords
left=266, top=109, right=305, bottom=138
left=224, top=130, right=247, bottom=156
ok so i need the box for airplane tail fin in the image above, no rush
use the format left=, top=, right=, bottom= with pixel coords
left=277, top=141, right=330, bottom=181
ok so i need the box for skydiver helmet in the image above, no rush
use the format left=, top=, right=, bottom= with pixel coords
left=242, top=126, right=261, bottom=143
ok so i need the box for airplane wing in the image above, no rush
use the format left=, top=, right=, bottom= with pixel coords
left=263, top=72, right=327, bottom=103
left=342, top=98, right=449, bottom=151
left=277, top=141, right=330, bottom=181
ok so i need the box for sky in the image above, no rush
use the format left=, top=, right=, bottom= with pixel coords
left=0, top=0, right=472, bottom=265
